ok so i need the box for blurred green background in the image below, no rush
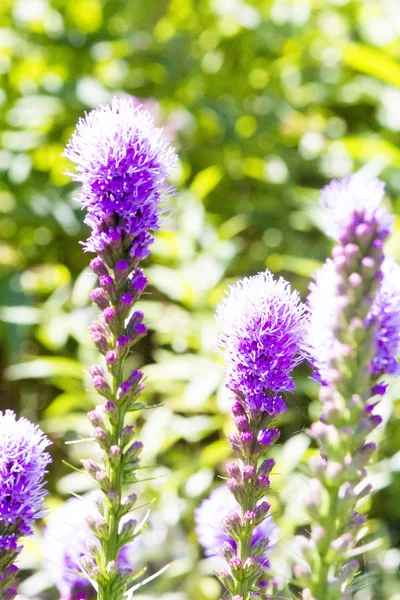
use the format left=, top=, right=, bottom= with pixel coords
left=1, top=0, right=400, bottom=598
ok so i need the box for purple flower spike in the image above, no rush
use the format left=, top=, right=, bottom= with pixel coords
left=65, top=98, right=178, bottom=598
left=217, top=270, right=310, bottom=414
left=64, top=97, right=177, bottom=259
left=0, top=411, right=51, bottom=596
left=299, top=173, right=399, bottom=596
left=212, top=270, right=309, bottom=598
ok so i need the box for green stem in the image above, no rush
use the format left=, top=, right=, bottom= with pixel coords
left=98, top=336, right=126, bottom=600
left=236, top=457, right=258, bottom=600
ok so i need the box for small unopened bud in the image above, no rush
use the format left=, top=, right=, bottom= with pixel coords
left=242, top=465, right=255, bottom=483
left=349, top=273, right=362, bottom=288
left=88, top=322, right=108, bottom=353
left=81, top=459, right=102, bottom=478
left=243, top=556, right=260, bottom=578
left=229, top=556, right=243, bottom=573
left=80, top=554, right=98, bottom=577
left=232, top=401, right=246, bottom=417
left=362, top=256, right=375, bottom=270
left=90, top=257, right=108, bottom=277
left=101, top=401, right=117, bottom=426
left=222, top=511, right=242, bottom=538
left=107, top=490, right=120, bottom=511
left=90, top=287, right=109, bottom=310
left=95, top=471, right=111, bottom=493
left=218, top=570, right=235, bottom=594
left=109, top=445, right=121, bottom=467
left=120, top=425, right=135, bottom=449
left=226, top=461, right=241, bottom=480
left=234, top=414, right=249, bottom=432
left=99, top=275, right=116, bottom=301
left=119, top=518, right=137, bottom=543
left=120, top=493, right=137, bottom=514
left=94, top=427, right=110, bottom=450
left=250, top=536, right=269, bottom=558
left=85, top=515, right=109, bottom=540
left=258, top=458, right=275, bottom=476
left=254, top=501, right=270, bottom=524
left=257, top=428, right=279, bottom=447
left=86, top=537, right=101, bottom=559
left=106, top=560, right=119, bottom=577
left=221, top=541, right=236, bottom=562
left=123, top=440, right=143, bottom=464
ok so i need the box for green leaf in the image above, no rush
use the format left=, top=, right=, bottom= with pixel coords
left=342, top=43, right=400, bottom=88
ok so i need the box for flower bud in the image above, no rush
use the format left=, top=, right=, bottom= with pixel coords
left=120, top=425, right=135, bottom=449
left=109, top=445, right=121, bottom=467
left=90, top=287, right=109, bottom=310
left=81, top=458, right=102, bottom=478
left=221, top=541, right=236, bottom=562
left=226, top=461, right=241, bottom=481
left=94, top=427, right=110, bottom=450
left=86, top=537, right=101, bottom=559
left=222, top=511, right=242, bottom=539
left=218, top=570, right=235, bottom=594
left=85, top=515, right=109, bottom=540
left=90, top=257, right=108, bottom=277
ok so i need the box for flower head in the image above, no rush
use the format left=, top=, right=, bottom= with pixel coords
left=43, top=496, right=135, bottom=600
left=0, top=410, right=51, bottom=533
left=195, top=486, right=278, bottom=567
left=64, top=96, right=177, bottom=258
left=320, top=172, right=392, bottom=241
left=367, top=259, right=400, bottom=377
left=216, top=271, right=309, bottom=414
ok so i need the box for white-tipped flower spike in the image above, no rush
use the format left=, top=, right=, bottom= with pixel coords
left=297, top=174, right=399, bottom=598
left=213, top=270, right=310, bottom=598
left=64, top=97, right=177, bottom=600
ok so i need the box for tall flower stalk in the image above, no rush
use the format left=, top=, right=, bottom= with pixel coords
left=64, top=97, right=177, bottom=600
left=294, top=173, right=400, bottom=599
left=0, top=410, right=51, bottom=599
left=214, top=271, right=310, bottom=599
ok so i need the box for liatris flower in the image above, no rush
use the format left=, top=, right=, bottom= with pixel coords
left=43, top=497, right=136, bottom=600
left=64, top=96, right=176, bottom=260
left=294, top=173, right=400, bottom=599
left=64, top=97, right=177, bottom=600
left=213, top=271, right=309, bottom=599
left=0, top=410, right=51, bottom=598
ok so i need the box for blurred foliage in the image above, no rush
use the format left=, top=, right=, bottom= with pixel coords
left=1, top=0, right=400, bottom=598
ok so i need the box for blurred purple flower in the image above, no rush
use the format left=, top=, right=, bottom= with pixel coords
left=195, top=485, right=278, bottom=568
left=367, top=259, right=400, bottom=376
left=216, top=271, right=309, bottom=414
left=43, top=496, right=135, bottom=600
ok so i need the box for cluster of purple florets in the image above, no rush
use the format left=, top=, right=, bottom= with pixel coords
left=216, top=271, right=310, bottom=416
left=0, top=411, right=51, bottom=599
left=64, top=96, right=177, bottom=260
left=0, top=411, right=51, bottom=533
